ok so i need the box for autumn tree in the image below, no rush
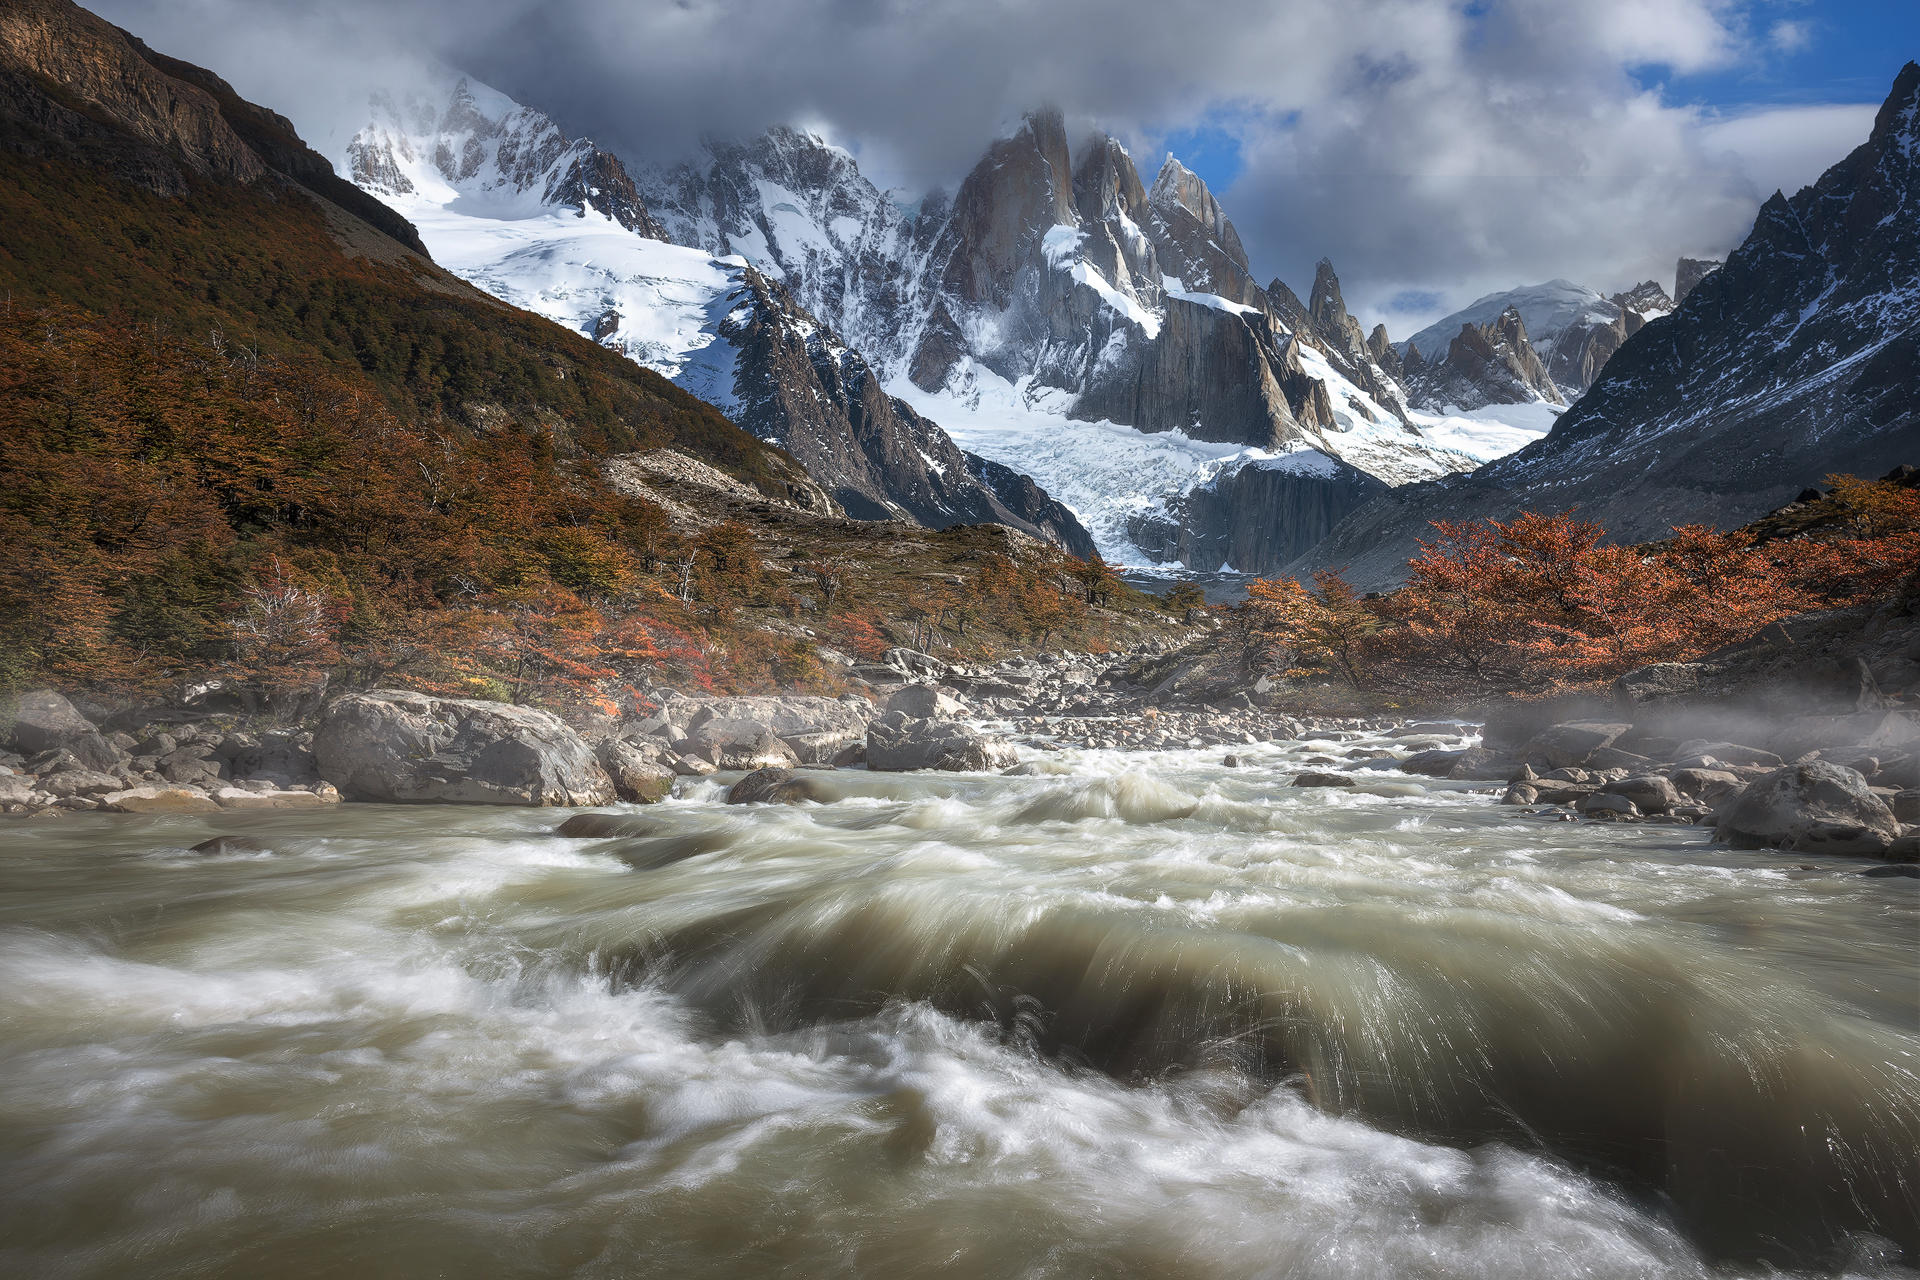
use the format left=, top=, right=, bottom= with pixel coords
left=1240, top=570, right=1378, bottom=687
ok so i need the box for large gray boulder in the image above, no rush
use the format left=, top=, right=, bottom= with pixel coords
left=683, top=696, right=871, bottom=765
left=1523, top=722, right=1632, bottom=770
left=314, top=690, right=613, bottom=806
left=886, top=683, right=966, bottom=719
left=1714, top=761, right=1899, bottom=856
left=3, top=689, right=120, bottom=770
left=594, top=738, right=675, bottom=804
left=866, top=712, right=1016, bottom=773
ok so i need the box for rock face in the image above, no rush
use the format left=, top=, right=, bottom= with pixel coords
left=1401, top=277, right=1675, bottom=403
left=313, top=690, right=614, bottom=805
left=962, top=454, right=1099, bottom=559
left=1298, top=62, right=1920, bottom=590
left=642, top=110, right=1489, bottom=502
left=865, top=712, right=1017, bottom=772
left=1401, top=306, right=1565, bottom=410
left=720, top=265, right=1093, bottom=546
left=1715, top=762, right=1900, bottom=856
left=0, top=0, right=426, bottom=251
left=1127, top=451, right=1389, bottom=575
left=1674, top=256, right=1722, bottom=303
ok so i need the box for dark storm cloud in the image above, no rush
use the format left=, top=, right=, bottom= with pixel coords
left=90, top=0, right=1880, bottom=330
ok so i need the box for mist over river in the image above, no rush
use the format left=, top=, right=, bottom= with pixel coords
left=2, top=729, right=1916, bottom=1279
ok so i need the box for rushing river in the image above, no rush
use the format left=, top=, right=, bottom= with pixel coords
left=2, top=729, right=1916, bottom=1279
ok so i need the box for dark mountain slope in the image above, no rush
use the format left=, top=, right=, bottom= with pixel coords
left=1296, top=62, right=1920, bottom=589
left=0, top=0, right=810, bottom=498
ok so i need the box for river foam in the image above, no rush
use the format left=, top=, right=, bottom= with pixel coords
left=1, top=731, right=1915, bottom=1278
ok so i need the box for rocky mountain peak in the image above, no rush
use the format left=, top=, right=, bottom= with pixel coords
left=1674, top=256, right=1722, bottom=303
left=1072, top=134, right=1148, bottom=224
left=1404, top=303, right=1563, bottom=410
left=346, top=77, right=665, bottom=238
left=1147, top=157, right=1250, bottom=271
left=1308, top=258, right=1350, bottom=331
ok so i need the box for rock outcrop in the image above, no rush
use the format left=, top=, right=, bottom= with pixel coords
left=1715, top=762, right=1900, bottom=855
left=1401, top=306, right=1564, bottom=409
left=1126, top=451, right=1388, bottom=575
left=866, top=712, right=1018, bottom=772
left=1674, top=256, right=1722, bottom=304
left=313, top=690, right=614, bottom=806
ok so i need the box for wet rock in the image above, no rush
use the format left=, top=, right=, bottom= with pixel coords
left=1577, top=792, right=1639, bottom=819
left=1400, top=748, right=1466, bottom=777
left=712, top=731, right=798, bottom=772
left=604, top=831, right=734, bottom=870
left=1290, top=771, right=1355, bottom=788
left=1714, top=762, right=1898, bottom=856
left=1501, top=782, right=1540, bottom=805
left=1601, top=775, right=1682, bottom=815
left=314, top=690, right=614, bottom=806
left=595, top=739, right=676, bottom=804
left=726, top=767, right=833, bottom=805
left=555, top=813, right=666, bottom=839
left=1892, top=789, right=1920, bottom=824
left=1221, top=754, right=1242, bottom=768
left=100, top=785, right=222, bottom=814
left=210, top=786, right=331, bottom=810
left=867, top=714, right=1017, bottom=772
left=188, top=836, right=272, bottom=855
left=1863, top=863, right=1920, bottom=878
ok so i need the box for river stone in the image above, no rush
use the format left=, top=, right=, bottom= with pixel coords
left=1290, top=771, right=1355, bottom=788
left=189, top=836, right=272, bottom=855
left=1601, top=775, right=1682, bottom=815
left=1714, top=762, right=1899, bottom=856
left=886, top=683, right=966, bottom=719
left=866, top=714, right=1017, bottom=773
left=1892, top=790, right=1920, bottom=824
left=555, top=813, right=666, bottom=838
left=684, top=696, right=870, bottom=765
left=1523, top=722, right=1632, bottom=769
left=1399, top=748, right=1465, bottom=777
left=211, top=787, right=329, bottom=810
left=726, top=767, right=833, bottom=805
left=4, top=689, right=96, bottom=755
left=1577, top=792, right=1639, bottom=819
left=1669, top=768, right=1746, bottom=805
left=101, top=785, right=222, bottom=814
left=595, top=739, right=675, bottom=804
left=314, top=690, right=613, bottom=806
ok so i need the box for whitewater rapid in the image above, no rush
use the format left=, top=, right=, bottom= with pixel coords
left=1, top=732, right=1915, bottom=1278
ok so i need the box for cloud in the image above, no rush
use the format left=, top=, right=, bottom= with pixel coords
left=86, top=0, right=1884, bottom=334
left=1769, top=19, right=1811, bottom=53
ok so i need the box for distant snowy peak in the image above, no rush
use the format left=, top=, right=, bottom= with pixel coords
left=1399, top=276, right=1676, bottom=400
left=345, top=77, right=664, bottom=237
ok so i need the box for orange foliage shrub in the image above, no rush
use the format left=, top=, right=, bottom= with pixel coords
left=1242, top=492, right=1920, bottom=701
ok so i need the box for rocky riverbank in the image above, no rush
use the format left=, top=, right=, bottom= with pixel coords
left=6, top=631, right=1919, bottom=873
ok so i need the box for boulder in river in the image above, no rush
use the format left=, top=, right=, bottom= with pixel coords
left=1290, top=772, right=1356, bottom=788
left=595, top=738, right=675, bottom=804
left=100, top=785, right=222, bottom=814
left=866, top=713, right=1017, bottom=772
left=886, top=683, right=967, bottom=719
left=726, top=767, right=833, bottom=804
left=1714, top=761, right=1899, bottom=856
left=313, top=690, right=614, bottom=806
left=1522, top=722, right=1632, bottom=770
left=682, top=696, right=870, bottom=765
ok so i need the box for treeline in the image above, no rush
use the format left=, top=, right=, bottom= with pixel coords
left=1235, top=480, right=1920, bottom=703
left=0, top=305, right=1166, bottom=712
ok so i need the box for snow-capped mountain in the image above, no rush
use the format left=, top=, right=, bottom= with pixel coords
left=1402, top=276, right=1677, bottom=401
left=1296, top=61, right=1920, bottom=589
left=339, top=79, right=1094, bottom=551
left=640, top=112, right=1556, bottom=570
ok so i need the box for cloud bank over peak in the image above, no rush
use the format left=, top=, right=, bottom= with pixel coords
left=90, top=0, right=1886, bottom=332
